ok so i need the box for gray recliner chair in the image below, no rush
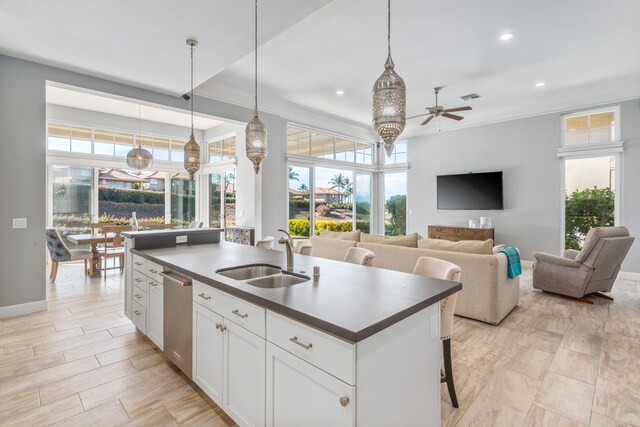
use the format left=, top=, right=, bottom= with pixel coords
left=532, top=226, right=634, bottom=303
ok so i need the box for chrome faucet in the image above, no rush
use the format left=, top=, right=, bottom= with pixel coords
left=277, top=229, right=294, bottom=271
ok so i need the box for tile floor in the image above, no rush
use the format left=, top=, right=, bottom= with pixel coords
left=0, top=264, right=638, bottom=426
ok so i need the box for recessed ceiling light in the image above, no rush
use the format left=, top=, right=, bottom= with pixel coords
left=500, top=33, right=513, bottom=41
left=535, top=82, right=545, bottom=87
left=336, top=90, right=344, bottom=95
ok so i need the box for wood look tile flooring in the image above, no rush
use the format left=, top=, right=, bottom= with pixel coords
left=1, top=264, right=638, bottom=426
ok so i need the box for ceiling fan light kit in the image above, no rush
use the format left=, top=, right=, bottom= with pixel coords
left=245, top=0, right=268, bottom=174
left=184, top=38, right=200, bottom=181
left=372, top=0, right=406, bottom=157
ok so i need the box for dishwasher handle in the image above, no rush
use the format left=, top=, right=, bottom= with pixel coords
left=160, top=271, right=192, bottom=287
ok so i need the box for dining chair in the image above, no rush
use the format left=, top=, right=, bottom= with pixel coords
left=255, top=236, right=275, bottom=249
left=99, top=225, right=132, bottom=277
left=147, top=223, right=176, bottom=230
left=46, top=228, right=92, bottom=283
left=413, top=256, right=462, bottom=408
left=343, top=247, right=375, bottom=266
left=294, top=240, right=312, bottom=255
left=189, top=220, right=204, bottom=228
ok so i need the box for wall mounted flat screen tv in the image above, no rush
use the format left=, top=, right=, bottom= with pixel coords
left=437, top=172, right=503, bottom=210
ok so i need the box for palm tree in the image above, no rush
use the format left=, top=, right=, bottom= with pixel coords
left=289, top=167, right=299, bottom=182
left=329, top=173, right=348, bottom=203
left=298, top=183, right=308, bottom=193
left=343, top=178, right=353, bottom=203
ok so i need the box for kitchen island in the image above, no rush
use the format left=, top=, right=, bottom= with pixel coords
left=124, top=239, right=461, bottom=427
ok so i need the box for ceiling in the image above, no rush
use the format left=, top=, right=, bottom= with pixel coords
left=46, top=86, right=224, bottom=130
left=3, top=0, right=640, bottom=137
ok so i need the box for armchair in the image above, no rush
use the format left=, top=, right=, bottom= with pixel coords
left=532, top=226, right=634, bottom=302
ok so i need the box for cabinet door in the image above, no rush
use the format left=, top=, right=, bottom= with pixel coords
left=147, top=280, right=163, bottom=350
left=224, top=321, right=265, bottom=427
left=193, top=303, right=224, bottom=406
left=266, top=343, right=354, bottom=427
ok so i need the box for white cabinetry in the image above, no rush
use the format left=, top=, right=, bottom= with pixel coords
left=266, top=343, right=354, bottom=427
left=147, top=277, right=163, bottom=349
left=125, top=251, right=163, bottom=349
left=193, top=282, right=266, bottom=427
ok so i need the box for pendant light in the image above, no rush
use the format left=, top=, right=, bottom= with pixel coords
left=245, top=0, right=267, bottom=174
left=184, top=39, right=200, bottom=181
left=372, top=0, right=406, bottom=157
left=126, top=105, right=153, bottom=170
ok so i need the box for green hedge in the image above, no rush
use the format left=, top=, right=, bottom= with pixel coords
left=99, top=187, right=164, bottom=204
left=288, top=219, right=370, bottom=236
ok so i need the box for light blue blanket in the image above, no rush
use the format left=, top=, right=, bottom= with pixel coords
left=497, top=246, right=522, bottom=279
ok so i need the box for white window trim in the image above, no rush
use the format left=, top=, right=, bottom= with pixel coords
left=561, top=105, right=621, bottom=147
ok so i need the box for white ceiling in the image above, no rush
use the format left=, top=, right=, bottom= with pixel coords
left=46, top=85, right=224, bottom=130
left=3, top=0, right=640, bottom=137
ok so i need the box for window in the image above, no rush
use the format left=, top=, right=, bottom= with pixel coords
left=171, top=140, right=187, bottom=162
left=287, top=126, right=374, bottom=165
left=384, top=172, right=407, bottom=235
left=171, top=173, right=196, bottom=227
left=314, top=167, right=353, bottom=234
left=98, top=169, right=165, bottom=223
left=288, top=166, right=311, bottom=237
left=564, top=109, right=617, bottom=146
left=208, top=137, right=236, bottom=163
left=48, top=125, right=92, bottom=153
left=384, top=140, right=407, bottom=165
left=355, top=173, right=371, bottom=233
left=51, top=166, right=93, bottom=248
left=224, top=170, right=236, bottom=227
left=209, top=172, right=222, bottom=228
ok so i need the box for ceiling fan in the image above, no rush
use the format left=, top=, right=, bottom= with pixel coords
left=408, top=87, right=472, bottom=126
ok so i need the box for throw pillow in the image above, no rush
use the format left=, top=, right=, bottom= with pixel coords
left=418, top=238, right=494, bottom=254
left=318, top=230, right=361, bottom=241
left=360, top=232, right=419, bottom=247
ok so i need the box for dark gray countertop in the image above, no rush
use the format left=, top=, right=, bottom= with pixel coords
left=132, top=242, right=461, bottom=343
left=122, top=228, right=223, bottom=239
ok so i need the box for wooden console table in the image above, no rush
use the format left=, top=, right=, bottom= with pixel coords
left=428, top=225, right=494, bottom=242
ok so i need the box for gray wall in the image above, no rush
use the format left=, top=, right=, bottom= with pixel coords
left=407, top=99, right=640, bottom=272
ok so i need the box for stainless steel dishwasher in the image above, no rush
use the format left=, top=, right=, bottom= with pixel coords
left=160, top=269, right=193, bottom=379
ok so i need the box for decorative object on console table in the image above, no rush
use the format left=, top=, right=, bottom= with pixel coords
left=225, top=226, right=256, bottom=246
left=428, top=225, right=494, bottom=242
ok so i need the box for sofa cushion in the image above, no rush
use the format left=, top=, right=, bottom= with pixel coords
left=418, top=238, right=494, bottom=255
left=318, top=230, right=361, bottom=241
left=360, top=232, right=419, bottom=247
left=309, top=235, right=357, bottom=261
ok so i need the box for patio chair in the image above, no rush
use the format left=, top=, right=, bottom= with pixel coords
left=46, top=228, right=92, bottom=283
left=99, top=225, right=132, bottom=277
left=189, top=220, right=203, bottom=228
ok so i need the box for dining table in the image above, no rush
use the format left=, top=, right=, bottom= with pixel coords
left=66, top=232, right=115, bottom=278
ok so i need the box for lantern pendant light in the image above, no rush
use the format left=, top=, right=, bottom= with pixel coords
left=245, top=0, right=267, bottom=174
left=126, top=105, right=153, bottom=170
left=184, top=39, right=200, bottom=181
left=372, top=0, right=406, bottom=157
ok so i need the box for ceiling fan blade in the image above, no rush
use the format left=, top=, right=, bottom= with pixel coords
left=443, top=106, right=472, bottom=113
left=442, top=113, right=464, bottom=121
left=420, top=115, right=435, bottom=126
left=407, top=113, right=429, bottom=120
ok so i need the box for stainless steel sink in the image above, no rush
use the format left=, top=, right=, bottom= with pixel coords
left=245, top=272, right=310, bottom=289
left=216, top=264, right=282, bottom=281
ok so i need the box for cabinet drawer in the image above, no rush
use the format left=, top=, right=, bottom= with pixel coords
left=266, top=311, right=355, bottom=385
left=146, top=260, right=163, bottom=283
left=193, top=281, right=217, bottom=312
left=132, top=269, right=147, bottom=291
left=132, top=254, right=147, bottom=274
left=211, top=288, right=265, bottom=338
left=147, top=276, right=162, bottom=290
left=132, top=285, right=147, bottom=308
left=131, top=301, right=146, bottom=333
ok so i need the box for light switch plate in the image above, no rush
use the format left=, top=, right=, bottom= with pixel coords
left=12, top=218, right=27, bottom=229
left=176, top=235, right=188, bottom=244
left=430, top=314, right=438, bottom=341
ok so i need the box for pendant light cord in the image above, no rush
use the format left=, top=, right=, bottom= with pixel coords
left=254, top=0, right=258, bottom=112
left=387, top=0, right=391, bottom=57
left=138, top=105, right=142, bottom=149
left=190, top=44, right=194, bottom=132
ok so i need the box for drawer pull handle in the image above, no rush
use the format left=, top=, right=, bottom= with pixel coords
left=340, top=397, right=350, bottom=407
left=198, top=293, right=211, bottom=300
left=135, top=262, right=143, bottom=266
left=148, top=269, right=157, bottom=274
left=232, top=309, right=248, bottom=319
left=149, top=282, right=158, bottom=287
left=134, top=294, right=142, bottom=299
left=134, top=278, right=142, bottom=283
left=289, top=336, right=312, bottom=350
left=133, top=310, right=141, bottom=316
left=215, top=323, right=227, bottom=332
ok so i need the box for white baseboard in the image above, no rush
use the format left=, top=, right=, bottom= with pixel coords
left=0, top=300, right=48, bottom=319
left=619, top=271, right=640, bottom=281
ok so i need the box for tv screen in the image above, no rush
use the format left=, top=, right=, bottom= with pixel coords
left=437, top=172, right=503, bottom=210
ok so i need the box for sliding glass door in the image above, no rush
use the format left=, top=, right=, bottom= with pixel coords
left=51, top=166, right=93, bottom=248
left=288, top=166, right=312, bottom=237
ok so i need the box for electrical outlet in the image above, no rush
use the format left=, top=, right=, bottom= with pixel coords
left=176, top=235, right=188, bottom=244
left=430, top=314, right=438, bottom=341
left=12, top=218, right=27, bottom=229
